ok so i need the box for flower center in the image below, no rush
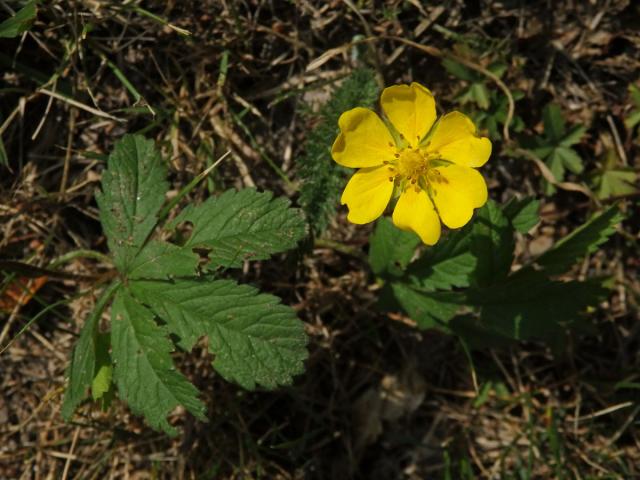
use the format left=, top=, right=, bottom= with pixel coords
left=385, top=147, right=446, bottom=192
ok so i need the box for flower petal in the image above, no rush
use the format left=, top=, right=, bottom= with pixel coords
left=392, top=187, right=441, bottom=245
left=341, top=166, right=394, bottom=224
left=426, top=112, right=491, bottom=167
left=381, top=83, right=437, bottom=148
left=332, top=107, right=396, bottom=168
left=430, top=164, right=488, bottom=229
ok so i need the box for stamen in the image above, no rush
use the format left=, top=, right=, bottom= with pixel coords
left=388, top=141, right=394, bottom=147
left=388, top=177, right=394, bottom=182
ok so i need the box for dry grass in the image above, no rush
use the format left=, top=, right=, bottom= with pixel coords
left=1, top=1, right=639, bottom=478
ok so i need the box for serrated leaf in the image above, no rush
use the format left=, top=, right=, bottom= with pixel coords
left=544, top=149, right=566, bottom=195
left=595, top=168, right=638, bottom=199
left=470, top=82, right=490, bottom=110
left=560, top=124, right=587, bottom=147
left=128, top=240, right=199, bottom=280
left=536, top=205, right=623, bottom=276
left=62, top=281, right=121, bottom=420
left=467, top=270, right=606, bottom=342
left=442, top=58, right=477, bottom=82
left=111, top=289, right=207, bottom=436
left=129, top=278, right=307, bottom=389
left=543, top=104, right=566, bottom=142
left=96, top=134, right=168, bottom=273
left=556, top=146, right=584, bottom=174
left=389, top=282, right=463, bottom=330
left=592, top=149, right=639, bottom=200
left=170, top=189, right=306, bottom=268
left=0, top=0, right=37, bottom=38
left=407, top=251, right=477, bottom=291
left=369, top=217, right=419, bottom=278
left=502, top=197, right=540, bottom=233
left=469, top=200, right=514, bottom=287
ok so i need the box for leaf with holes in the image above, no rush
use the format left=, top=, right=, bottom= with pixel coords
left=96, top=134, right=168, bottom=273
left=169, top=189, right=307, bottom=268
left=129, top=278, right=308, bottom=389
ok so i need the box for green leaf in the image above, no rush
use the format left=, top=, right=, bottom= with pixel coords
left=128, top=240, right=199, bottom=280
left=408, top=251, right=477, bottom=291
left=0, top=1, right=37, bottom=38
left=595, top=167, right=638, bottom=200
left=542, top=104, right=566, bottom=142
left=544, top=149, right=566, bottom=195
left=442, top=58, right=477, bottom=82
left=469, top=82, right=490, bottom=110
left=556, top=146, right=584, bottom=174
left=469, top=200, right=514, bottom=287
left=369, top=217, right=419, bottom=277
left=96, top=134, right=168, bottom=273
left=625, top=110, right=640, bottom=129
left=592, top=149, right=639, bottom=200
left=91, top=333, right=113, bottom=404
left=467, top=270, right=606, bottom=342
left=560, top=124, right=587, bottom=147
left=61, top=281, right=121, bottom=420
left=502, top=197, right=540, bottom=233
left=389, top=282, right=463, bottom=330
left=536, top=205, right=623, bottom=276
left=450, top=315, right=515, bottom=350
left=169, top=188, right=306, bottom=268
left=129, top=278, right=307, bottom=389
left=111, top=289, right=207, bottom=436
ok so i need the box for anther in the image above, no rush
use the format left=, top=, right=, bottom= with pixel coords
left=383, top=160, right=389, bottom=164
left=394, top=153, right=399, bottom=158
left=388, top=177, right=394, bottom=182
left=388, top=142, right=394, bottom=147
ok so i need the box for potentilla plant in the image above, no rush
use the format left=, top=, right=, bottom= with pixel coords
left=62, top=134, right=308, bottom=435
left=333, top=82, right=623, bottom=350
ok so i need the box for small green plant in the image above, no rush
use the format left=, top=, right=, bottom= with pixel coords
left=297, top=68, right=379, bottom=235
left=370, top=199, right=622, bottom=351
left=62, top=134, right=308, bottom=435
left=529, top=103, right=587, bottom=195
left=590, top=147, right=638, bottom=200
left=442, top=57, right=524, bottom=140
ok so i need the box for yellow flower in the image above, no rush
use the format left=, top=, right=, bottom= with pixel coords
left=331, top=82, right=491, bottom=245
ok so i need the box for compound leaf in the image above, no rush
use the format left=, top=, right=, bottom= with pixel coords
left=96, top=134, right=168, bottom=273
left=369, top=217, right=420, bottom=278
left=536, top=205, right=623, bottom=275
left=169, top=189, right=307, bottom=268
left=111, top=289, right=207, bottom=436
left=129, top=278, right=308, bottom=389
